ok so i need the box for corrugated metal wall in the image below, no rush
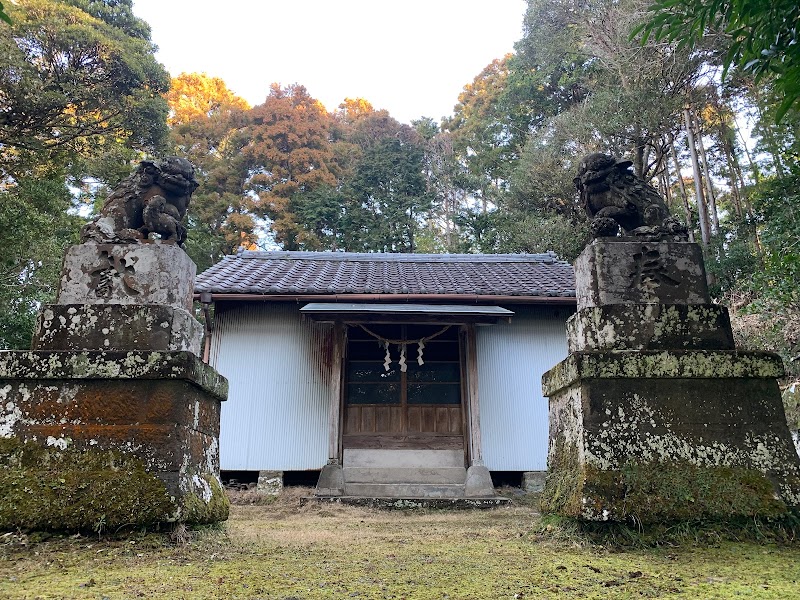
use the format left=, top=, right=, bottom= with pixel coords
left=477, top=306, right=570, bottom=471
left=210, top=303, right=332, bottom=471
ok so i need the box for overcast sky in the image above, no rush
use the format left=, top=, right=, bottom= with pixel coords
left=132, top=0, right=527, bottom=124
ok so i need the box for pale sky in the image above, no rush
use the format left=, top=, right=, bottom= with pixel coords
left=132, top=0, right=527, bottom=124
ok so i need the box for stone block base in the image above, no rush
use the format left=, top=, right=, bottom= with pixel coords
left=57, top=243, right=195, bottom=310
left=0, top=350, right=229, bottom=530
left=522, top=471, right=546, bottom=493
left=465, top=465, right=496, bottom=498
left=257, top=471, right=284, bottom=495
left=32, top=304, right=202, bottom=354
left=315, top=463, right=344, bottom=497
left=541, top=350, right=800, bottom=522
left=567, top=304, right=735, bottom=352
left=575, top=239, right=710, bottom=309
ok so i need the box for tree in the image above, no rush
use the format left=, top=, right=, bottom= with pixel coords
left=342, top=135, right=432, bottom=253
left=167, top=73, right=255, bottom=270
left=244, top=84, right=339, bottom=250
left=636, top=0, right=800, bottom=120
left=0, top=0, right=169, bottom=348
left=0, top=0, right=170, bottom=181
left=0, top=174, right=82, bottom=348
left=443, top=56, right=525, bottom=213
left=167, top=72, right=250, bottom=126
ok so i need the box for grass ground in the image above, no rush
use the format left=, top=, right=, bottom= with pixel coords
left=1, top=488, right=799, bottom=599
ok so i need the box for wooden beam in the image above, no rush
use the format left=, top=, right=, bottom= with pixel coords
left=327, top=322, right=345, bottom=464
left=464, top=324, right=483, bottom=467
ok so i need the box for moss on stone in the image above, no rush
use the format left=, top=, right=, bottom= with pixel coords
left=0, top=438, right=175, bottom=533
left=182, top=473, right=229, bottom=524
left=540, top=436, right=584, bottom=517
left=581, top=462, right=789, bottom=524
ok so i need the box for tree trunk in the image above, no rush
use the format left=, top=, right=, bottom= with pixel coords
left=721, top=136, right=743, bottom=220
left=691, top=108, right=719, bottom=234
left=669, top=133, right=695, bottom=243
left=684, top=108, right=711, bottom=246
left=732, top=112, right=761, bottom=184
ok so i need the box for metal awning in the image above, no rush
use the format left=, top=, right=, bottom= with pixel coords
left=300, top=303, right=514, bottom=324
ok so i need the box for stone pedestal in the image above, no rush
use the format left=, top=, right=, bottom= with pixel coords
left=257, top=471, right=284, bottom=496
left=0, top=242, right=228, bottom=531
left=542, top=239, right=800, bottom=523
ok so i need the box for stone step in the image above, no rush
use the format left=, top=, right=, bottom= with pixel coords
left=343, top=448, right=464, bottom=469
left=343, top=467, right=467, bottom=484
left=344, top=482, right=465, bottom=499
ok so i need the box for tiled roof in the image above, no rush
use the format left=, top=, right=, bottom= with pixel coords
left=195, top=251, right=576, bottom=299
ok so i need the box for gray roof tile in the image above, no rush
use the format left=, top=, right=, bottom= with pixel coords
left=195, top=251, right=576, bottom=299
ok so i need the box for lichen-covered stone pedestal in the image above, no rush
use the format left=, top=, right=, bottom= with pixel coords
left=541, top=238, right=800, bottom=523
left=0, top=242, right=229, bottom=532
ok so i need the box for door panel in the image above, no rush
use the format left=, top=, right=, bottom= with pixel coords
left=343, top=324, right=463, bottom=447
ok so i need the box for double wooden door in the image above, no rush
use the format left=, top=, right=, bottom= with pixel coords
left=342, top=324, right=464, bottom=450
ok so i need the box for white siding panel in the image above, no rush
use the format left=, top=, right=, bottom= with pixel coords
left=210, top=303, right=331, bottom=471
left=477, top=306, right=570, bottom=471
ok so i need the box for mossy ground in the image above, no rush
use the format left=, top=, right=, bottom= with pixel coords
left=2, top=488, right=799, bottom=599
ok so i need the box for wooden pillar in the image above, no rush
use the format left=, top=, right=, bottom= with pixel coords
left=327, top=322, right=345, bottom=464
left=464, top=324, right=483, bottom=467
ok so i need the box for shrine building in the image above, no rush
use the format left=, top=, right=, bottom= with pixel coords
left=194, top=251, right=575, bottom=499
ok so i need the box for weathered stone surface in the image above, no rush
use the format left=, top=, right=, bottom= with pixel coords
left=542, top=350, right=784, bottom=397
left=57, top=243, right=196, bottom=310
left=257, top=471, right=284, bottom=496
left=0, top=350, right=227, bottom=401
left=303, top=496, right=509, bottom=509
left=316, top=463, right=345, bottom=496
left=575, top=239, right=710, bottom=310
left=465, top=465, right=496, bottom=498
left=567, top=304, right=735, bottom=352
left=0, top=350, right=229, bottom=528
left=575, top=153, right=688, bottom=239
left=80, top=157, right=198, bottom=247
left=522, top=471, right=546, bottom=493
left=32, top=304, right=203, bottom=355
left=543, top=235, right=798, bottom=523
left=543, top=375, right=800, bottom=521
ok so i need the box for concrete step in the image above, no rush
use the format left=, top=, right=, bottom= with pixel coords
left=344, top=482, right=465, bottom=499
left=343, top=448, right=464, bottom=469
left=343, top=467, right=467, bottom=484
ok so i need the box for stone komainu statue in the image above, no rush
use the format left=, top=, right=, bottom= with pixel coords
left=81, top=157, right=199, bottom=247
left=575, top=153, right=687, bottom=239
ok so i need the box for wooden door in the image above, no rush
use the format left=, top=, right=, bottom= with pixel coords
left=342, top=324, right=464, bottom=450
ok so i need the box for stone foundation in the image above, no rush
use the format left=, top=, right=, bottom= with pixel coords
left=0, top=241, right=229, bottom=531
left=542, top=352, right=800, bottom=521
left=33, top=304, right=202, bottom=354
left=542, top=238, right=800, bottom=522
left=0, top=350, right=228, bottom=529
left=257, top=471, right=284, bottom=496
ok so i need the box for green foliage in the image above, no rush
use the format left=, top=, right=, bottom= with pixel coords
left=750, top=176, right=800, bottom=308
left=636, top=0, right=800, bottom=120
left=343, top=137, right=432, bottom=252
left=0, top=175, right=82, bottom=349
left=457, top=210, right=588, bottom=262
left=0, top=0, right=170, bottom=180
left=0, top=0, right=167, bottom=347
left=703, top=221, right=762, bottom=299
